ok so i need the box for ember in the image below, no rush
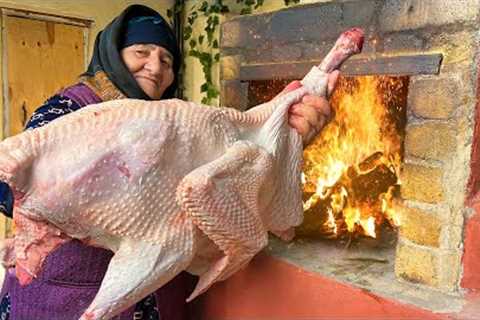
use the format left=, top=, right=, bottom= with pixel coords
left=299, top=75, right=408, bottom=239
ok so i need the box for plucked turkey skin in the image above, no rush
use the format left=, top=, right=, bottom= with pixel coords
left=0, top=28, right=364, bottom=320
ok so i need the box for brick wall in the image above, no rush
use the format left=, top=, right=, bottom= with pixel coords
left=387, top=0, right=479, bottom=292
left=220, top=0, right=480, bottom=293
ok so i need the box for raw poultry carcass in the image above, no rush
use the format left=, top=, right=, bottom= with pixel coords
left=0, top=28, right=363, bottom=319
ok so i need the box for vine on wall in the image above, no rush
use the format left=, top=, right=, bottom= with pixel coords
left=168, top=0, right=300, bottom=105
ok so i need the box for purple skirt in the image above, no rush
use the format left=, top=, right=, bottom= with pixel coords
left=0, top=240, right=197, bottom=320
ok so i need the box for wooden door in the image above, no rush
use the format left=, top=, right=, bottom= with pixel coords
left=5, top=15, right=87, bottom=136
left=1, top=13, right=88, bottom=238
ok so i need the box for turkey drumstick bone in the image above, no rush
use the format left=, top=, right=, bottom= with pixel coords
left=301, top=27, right=364, bottom=97
left=254, top=27, right=364, bottom=157
left=250, top=27, right=364, bottom=243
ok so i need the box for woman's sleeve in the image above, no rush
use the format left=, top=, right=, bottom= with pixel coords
left=25, top=95, right=82, bottom=130
left=0, top=182, right=13, bottom=218
left=0, top=95, right=82, bottom=218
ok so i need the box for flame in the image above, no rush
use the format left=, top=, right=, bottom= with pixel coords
left=299, top=76, right=407, bottom=239
left=325, top=208, right=338, bottom=235
left=361, top=216, right=377, bottom=238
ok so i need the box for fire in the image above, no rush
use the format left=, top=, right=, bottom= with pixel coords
left=299, top=75, right=408, bottom=239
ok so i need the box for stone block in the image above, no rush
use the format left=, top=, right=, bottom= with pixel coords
left=398, top=206, right=442, bottom=247
left=221, top=19, right=241, bottom=48
left=343, top=0, right=378, bottom=27
left=300, top=40, right=337, bottom=62
left=395, top=241, right=439, bottom=287
left=404, top=122, right=456, bottom=161
left=221, top=80, right=249, bottom=111
left=382, top=31, right=427, bottom=53
left=220, top=55, right=242, bottom=80
left=272, top=43, right=302, bottom=62
left=268, top=3, right=344, bottom=44
left=440, top=223, right=464, bottom=251
left=427, top=30, right=477, bottom=66
left=221, top=16, right=266, bottom=48
left=396, top=241, right=461, bottom=291
left=221, top=1, right=379, bottom=49
left=437, top=251, right=462, bottom=291
left=408, top=77, right=460, bottom=120
left=379, top=0, right=479, bottom=32
left=400, top=163, right=444, bottom=203
left=244, top=46, right=273, bottom=64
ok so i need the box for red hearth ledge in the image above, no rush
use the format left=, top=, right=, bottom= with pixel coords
left=463, top=57, right=480, bottom=291
left=462, top=197, right=480, bottom=290
left=194, top=252, right=453, bottom=320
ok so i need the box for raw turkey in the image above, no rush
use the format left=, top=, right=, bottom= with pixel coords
left=0, top=28, right=363, bottom=319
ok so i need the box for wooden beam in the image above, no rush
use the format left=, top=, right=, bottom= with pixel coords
left=238, top=54, right=443, bottom=81
left=1, top=8, right=93, bottom=27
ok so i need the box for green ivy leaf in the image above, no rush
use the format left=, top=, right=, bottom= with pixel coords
left=240, top=7, right=252, bottom=15
left=199, top=52, right=212, bottom=65
left=206, top=15, right=214, bottom=26
left=199, top=1, right=208, bottom=12
left=189, top=49, right=206, bottom=60
left=184, top=0, right=268, bottom=104
left=220, top=5, right=229, bottom=13
left=183, top=25, right=192, bottom=40
left=207, top=88, right=218, bottom=99
left=206, top=23, right=215, bottom=44
left=210, top=4, right=221, bottom=13
left=255, top=0, right=264, bottom=9
left=188, top=12, right=198, bottom=25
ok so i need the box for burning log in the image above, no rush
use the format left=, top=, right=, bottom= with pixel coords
left=299, top=152, right=400, bottom=239
left=298, top=73, right=408, bottom=240
left=349, top=152, right=398, bottom=203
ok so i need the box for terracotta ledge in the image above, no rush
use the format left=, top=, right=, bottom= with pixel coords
left=462, top=194, right=480, bottom=290
left=195, top=237, right=466, bottom=320
left=267, top=237, right=464, bottom=314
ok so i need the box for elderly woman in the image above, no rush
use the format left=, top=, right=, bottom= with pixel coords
left=0, top=4, right=336, bottom=320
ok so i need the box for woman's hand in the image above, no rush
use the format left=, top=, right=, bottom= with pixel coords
left=278, top=70, right=340, bottom=146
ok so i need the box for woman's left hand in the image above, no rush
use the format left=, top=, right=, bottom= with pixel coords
left=278, top=70, right=340, bottom=146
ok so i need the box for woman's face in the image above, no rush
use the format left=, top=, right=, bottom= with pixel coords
left=121, top=44, right=174, bottom=100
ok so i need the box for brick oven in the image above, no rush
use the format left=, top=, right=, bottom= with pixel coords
left=195, top=1, right=480, bottom=319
